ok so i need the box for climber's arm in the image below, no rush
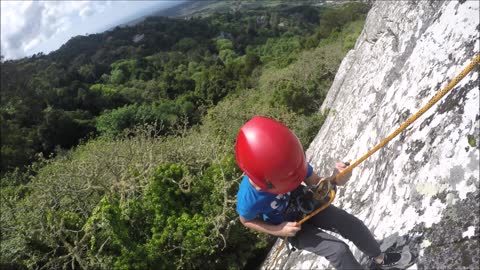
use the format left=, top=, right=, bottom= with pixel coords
left=303, top=162, right=352, bottom=186
left=239, top=216, right=300, bottom=237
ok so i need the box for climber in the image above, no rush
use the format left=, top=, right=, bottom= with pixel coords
left=235, top=116, right=411, bottom=270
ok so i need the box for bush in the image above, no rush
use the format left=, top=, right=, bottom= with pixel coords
left=305, top=3, right=369, bottom=49
left=95, top=99, right=194, bottom=137
left=1, top=124, right=270, bottom=269
left=260, top=43, right=345, bottom=116
left=252, top=36, right=303, bottom=68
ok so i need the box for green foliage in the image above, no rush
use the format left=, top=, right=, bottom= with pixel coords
left=173, top=37, right=198, bottom=52
left=252, top=36, right=302, bottom=68
left=219, top=49, right=237, bottom=65
left=317, top=2, right=369, bottom=39
left=272, top=81, right=311, bottom=114
left=38, top=107, right=95, bottom=153
left=318, top=20, right=366, bottom=52
left=194, top=65, right=236, bottom=105
left=96, top=99, right=194, bottom=137
left=0, top=115, right=37, bottom=170
left=0, top=1, right=361, bottom=172
left=110, top=69, right=127, bottom=84
left=1, top=127, right=270, bottom=269
left=78, top=63, right=96, bottom=82
left=1, top=2, right=368, bottom=269
left=216, top=38, right=234, bottom=51
left=262, top=42, right=345, bottom=115
left=305, top=2, right=369, bottom=49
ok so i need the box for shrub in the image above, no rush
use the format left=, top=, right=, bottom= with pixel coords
left=95, top=99, right=194, bottom=137
left=1, top=125, right=270, bottom=269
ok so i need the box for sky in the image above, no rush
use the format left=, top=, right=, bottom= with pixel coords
left=1, top=1, right=182, bottom=60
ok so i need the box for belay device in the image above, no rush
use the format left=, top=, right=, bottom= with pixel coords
left=291, top=175, right=338, bottom=215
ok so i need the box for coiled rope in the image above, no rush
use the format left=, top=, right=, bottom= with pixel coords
left=267, top=54, right=480, bottom=269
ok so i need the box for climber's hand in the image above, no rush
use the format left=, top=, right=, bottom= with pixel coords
left=276, top=222, right=301, bottom=237
left=333, top=161, right=352, bottom=186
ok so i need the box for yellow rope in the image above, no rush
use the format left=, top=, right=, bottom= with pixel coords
left=269, top=190, right=336, bottom=270
left=333, top=54, right=480, bottom=181
left=267, top=54, right=480, bottom=269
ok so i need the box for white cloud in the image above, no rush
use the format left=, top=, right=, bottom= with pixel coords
left=80, top=6, right=94, bottom=19
left=1, top=1, right=180, bottom=60
left=0, top=1, right=110, bottom=59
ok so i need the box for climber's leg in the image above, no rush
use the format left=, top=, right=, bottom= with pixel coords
left=308, top=205, right=382, bottom=258
left=291, top=223, right=363, bottom=270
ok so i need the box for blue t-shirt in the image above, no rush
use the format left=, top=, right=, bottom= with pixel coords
left=236, top=164, right=313, bottom=225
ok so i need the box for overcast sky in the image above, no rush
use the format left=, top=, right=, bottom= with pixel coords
left=1, top=1, right=181, bottom=60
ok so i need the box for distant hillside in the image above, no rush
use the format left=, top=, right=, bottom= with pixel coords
left=121, top=0, right=343, bottom=26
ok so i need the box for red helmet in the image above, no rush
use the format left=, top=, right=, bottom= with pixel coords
left=235, top=116, right=307, bottom=194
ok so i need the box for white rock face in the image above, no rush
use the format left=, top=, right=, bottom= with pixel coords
left=263, top=1, right=479, bottom=269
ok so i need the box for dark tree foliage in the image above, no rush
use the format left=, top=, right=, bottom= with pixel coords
left=1, top=5, right=328, bottom=171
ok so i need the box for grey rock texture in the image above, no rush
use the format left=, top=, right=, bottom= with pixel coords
left=263, top=1, right=479, bottom=269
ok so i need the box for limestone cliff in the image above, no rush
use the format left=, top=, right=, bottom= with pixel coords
left=263, top=1, right=479, bottom=269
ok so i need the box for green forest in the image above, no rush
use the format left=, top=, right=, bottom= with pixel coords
left=1, top=2, right=370, bottom=269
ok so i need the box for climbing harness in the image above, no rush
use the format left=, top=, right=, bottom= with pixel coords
left=267, top=54, right=480, bottom=269
left=269, top=189, right=337, bottom=269
left=291, top=182, right=337, bottom=215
